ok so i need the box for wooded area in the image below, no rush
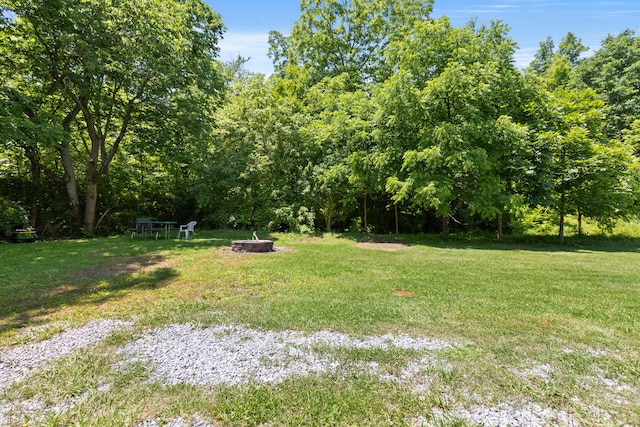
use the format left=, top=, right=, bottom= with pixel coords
left=2, top=0, right=640, bottom=241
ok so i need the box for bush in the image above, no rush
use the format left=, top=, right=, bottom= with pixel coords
left=0, top=199, right=29, bottom=236
left=267, top=205, right=316, bottom=233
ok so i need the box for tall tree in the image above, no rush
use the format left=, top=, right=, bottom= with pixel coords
left=1, top=0, right=224, bottom=234
left=268, top=0, right=433, bottom=86
left=383, top=19, right=532, bottom=238
left=302, top=75, right=376, bottom=231
left=623, top=119, right=640, bottom=156
left=530, top=36, right=555, bottom=74
left=536, top=88, right=635, bottom=242
left=557, top=32, right=587, bottom=66
left=575, top=29, right=640, bottom=139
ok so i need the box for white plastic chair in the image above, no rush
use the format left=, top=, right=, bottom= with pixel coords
left=177, top=220, right=197, bottom=240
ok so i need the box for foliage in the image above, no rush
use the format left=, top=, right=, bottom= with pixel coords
left=534, top=84, right=636, bottom=241
left=575, top=29, right=640, bottom=139
left=529, top=36, right=556, bottom=74
left=557, top=31, right=588, bottom=66
left=2, top=2, right=640, bottom=239
left=269, top=0, right=434, bottom=85
left=0, top=198, right=29, bottom=235
left=0, top=0, right=224, bottom=235
left=382, top=19, right=532, bottom=237
left=529, top=32, right=587, bottom=75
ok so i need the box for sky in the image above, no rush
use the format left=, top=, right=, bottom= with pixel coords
left=207, top=0, right=640, bottom=75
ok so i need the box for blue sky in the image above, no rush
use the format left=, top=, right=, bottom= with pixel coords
left=207, top=0, right=640, bottom=75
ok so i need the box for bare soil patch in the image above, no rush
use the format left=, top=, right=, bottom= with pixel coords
left=217, top=246, right=293, bottom=255
left=356, top=235, right=410, bottom=251
left=393, top=290, right=415, bottom=297
left=300, top=236, right=324, bottom=243
left=69, top=254, right=177, bottom=280
left=356, top=242, right=409, bottom=251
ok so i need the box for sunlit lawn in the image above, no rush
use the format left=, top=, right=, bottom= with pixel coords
left=0, top=228, right=638, bottom=425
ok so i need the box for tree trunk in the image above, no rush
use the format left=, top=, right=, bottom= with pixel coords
left=82, top=115, right=103, bottom=235
left=441, top=215, right=449, bottom=240
left=559, top=192, right=566, bottom=244
left=325, top=204, right=332, bottom=232
left=395, top=203, right=399, bottom=234
left=83, top=179, right=99, bottom=235
left=73, top=94, right=134, bottom=235
left=59, top=141, right=82, bottom=230
left=60, top=105, right=83, bottom=231
left=23, top=145, right=41, bottom=228
left=497, top=212, right=503, bottom=241
left=363, top=188, right=368, bottom=232
left=577, top=211, right=583, bottom=236
left=323, top=196, right=336, bottom=232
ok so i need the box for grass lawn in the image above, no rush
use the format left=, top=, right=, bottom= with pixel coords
left=0, top=230, right=638, bottom=426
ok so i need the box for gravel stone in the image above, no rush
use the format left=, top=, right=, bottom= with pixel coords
left=0, top=319, right=132, bottom=391
left=416, top=402, right=578, bottom=427
left=0, top=320, right=591, bottom=426
left=455, top=402, right=577, bottom=426
left=513, top=363, right=553, bottom=381
left=133, top=413, right=215, bottom=427
left=119, top=323, right=455, bottom=387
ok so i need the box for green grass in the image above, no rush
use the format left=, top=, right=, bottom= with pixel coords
left=1, top=229, right=639, bottom=425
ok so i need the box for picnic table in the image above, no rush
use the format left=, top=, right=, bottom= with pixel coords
left=129, top=218, right=177, bottom=240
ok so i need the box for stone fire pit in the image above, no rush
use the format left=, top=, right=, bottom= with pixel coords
left=231, top=239, right=274, bottom=253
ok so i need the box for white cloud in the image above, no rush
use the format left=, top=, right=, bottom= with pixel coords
left=514, top=47, right=536, bottom=69
left=218, top=32, right=274, bottom=75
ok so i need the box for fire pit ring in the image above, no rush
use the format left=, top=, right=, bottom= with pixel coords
left=231, top=239, right=274, bottom=253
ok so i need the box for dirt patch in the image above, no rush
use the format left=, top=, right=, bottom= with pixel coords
left=356, top=236, right=409, bottom=251
left=69, top=254, right=177, bottom=280
left=356, top=242, right=409, bottom=251
left=358, top=235, right=403, bottom=243
left=217, top=246, right=293, bottom=255
left=301, top=236, right=324, bottom=242
left=392, top=290, right=415, bottom=297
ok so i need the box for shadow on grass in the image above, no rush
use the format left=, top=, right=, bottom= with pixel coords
left=0, top=256, right=179, bottom=333
left=336, top=232, right=640, bottom=253
left=0, top=233, right=242, bottom=333
left=0, top=230, right=292, bottom=331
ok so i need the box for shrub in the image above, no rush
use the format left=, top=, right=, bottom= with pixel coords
left=267, top=205, right=316, bottom=233
left=0, top=199, right=29, bottom=236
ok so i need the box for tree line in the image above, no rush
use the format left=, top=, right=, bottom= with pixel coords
left=1, top=0, right=640, bottom=241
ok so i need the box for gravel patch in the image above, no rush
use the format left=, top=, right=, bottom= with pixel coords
left=358, top=355, right=448, bottom=395
left=0, top=320, right=603, bottom=427
left=119, top=323, right=454, bottom=387
left=562, top=346, right=622, bottom=360
left=134, top=413, right=215, bottom=427
left=417, top=402, right=578, bottom=427
left=0, top=319, right=132, bottom=391
left=512, top=363, right=553, bottom=381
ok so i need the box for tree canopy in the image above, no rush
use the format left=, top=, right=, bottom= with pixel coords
left=1, top=0, right=223, bottom=234
left=1, top=0, right=639, bottom=241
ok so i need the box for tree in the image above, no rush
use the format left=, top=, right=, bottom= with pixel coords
left=201, top=69, right=320, bottom=232
left=1, top=0, right=224, bottom=234
left=530, top=36, right=555, bottom=74
left=575, top=139, right=637, bottom=233
left=557, top=32, right=587, bottom=66
left=302, top=77, right=376, bottom=232
left=539, top=33, right=587, bottom=90
left=535, top=88, right=635, bottom=242
left=623, top=119, right=640, bottom=156
left=529, top=32, right=586, bottom=78
left=575, top=29, right=640, bottom=139
left=383, top=19, right=532, bottom=238
left=268, top=0, right=434, bottom=86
